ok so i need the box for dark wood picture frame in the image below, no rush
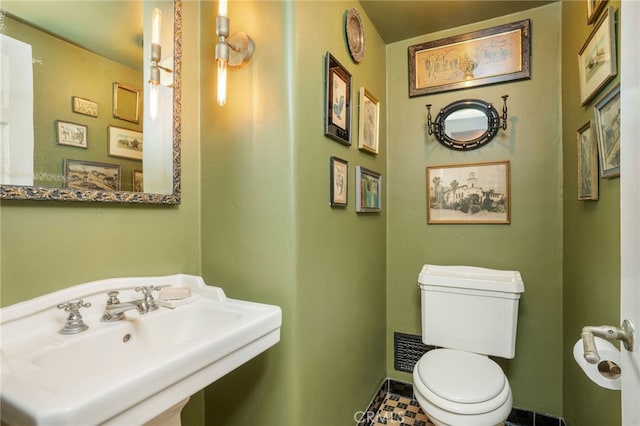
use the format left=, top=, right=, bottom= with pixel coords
left=408, top=19, right=531, bottom=97
left=330, top=156, right=348, bottom=207
left=426, top=161, right=510, bottom=224
left=324, top=52, right=352, bottom=145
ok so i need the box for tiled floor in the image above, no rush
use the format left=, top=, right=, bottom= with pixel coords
left=360, top=379, right=565, bottom=426
left=371, top=394, right=434, bottom=426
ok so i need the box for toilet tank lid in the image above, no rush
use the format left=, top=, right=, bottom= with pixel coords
left=418, top=264, right=524, bottom=293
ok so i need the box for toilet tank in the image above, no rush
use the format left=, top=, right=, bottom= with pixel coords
left=418, top=264, right=525, bottom=359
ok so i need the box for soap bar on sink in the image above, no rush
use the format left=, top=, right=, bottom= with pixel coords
left=159, top=287, right=192, bottom=301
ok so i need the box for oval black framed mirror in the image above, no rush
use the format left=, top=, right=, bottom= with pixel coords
left=426, top=96, right=508, bottom=151
left=0, top=0, right=182, bottom=204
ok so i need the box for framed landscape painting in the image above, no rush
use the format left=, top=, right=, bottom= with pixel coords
left=426, top=161, right=510, bottom=224
left=594, top=84, right=620, bottom=178
left=577, top=121, right=599, bottom=200
left=578, top=7, right=616, bottom=105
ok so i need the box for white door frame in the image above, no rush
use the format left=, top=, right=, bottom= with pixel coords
left=620, top=1, right=640, bottom=424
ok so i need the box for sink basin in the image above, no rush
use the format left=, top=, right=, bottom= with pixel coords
left=0, top=274, right=282, bottom=425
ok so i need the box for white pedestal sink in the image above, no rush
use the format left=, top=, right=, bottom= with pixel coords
left=0, top=274, right=282, bottom=425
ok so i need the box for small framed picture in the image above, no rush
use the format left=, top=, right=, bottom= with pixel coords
left=113, top=82, right=141, bottom=124
left=355, top=166, right=381, bottom=213
left=330, top=156, right=348, bottom=207
left=426, top=161, right=510, bottom=224
left=577, top=121, right=599, bottom=200
left=64, top=159, right=121, bottom=191
left=71, top=96, right=98, bottom=117
left=594, top=84, right=620, bottom=178
left=132, top=170, right=144, bottom=192
left=587, top=0, right=608, bottom=24
left=108, top=126, right=143, bottom=160
left=578, top=6, right=617, bottom=105
left=324, top=52, right=352, bottom=146
left=56, top=120, right=88, bottom=149
left=358, top=87, right=379, bottom=154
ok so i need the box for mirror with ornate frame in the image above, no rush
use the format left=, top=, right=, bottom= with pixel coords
left=0, top=0, right=181, bottom=204
left=426, top=96, right=508, bottom=151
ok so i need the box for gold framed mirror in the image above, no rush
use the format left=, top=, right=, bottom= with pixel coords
left=0, top=0, right=182, bottom=204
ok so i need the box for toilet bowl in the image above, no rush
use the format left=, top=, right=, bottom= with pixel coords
left=413, top=265, right=525, bottom=426
left=413, top=349, right=512, bottom=426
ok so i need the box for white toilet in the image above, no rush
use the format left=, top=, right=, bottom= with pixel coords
left=413, top=264, right=525, bottom=426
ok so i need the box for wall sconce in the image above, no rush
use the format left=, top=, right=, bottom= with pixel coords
left=425, top=95, right=509, bottom=150
left=215, top=0, right=255, bottom=106
left=148, top=8, right=173, bottom=121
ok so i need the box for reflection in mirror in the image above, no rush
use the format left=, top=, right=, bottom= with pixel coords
left=444, top=109, right=488, bottom=142
left=425, top=97, right=508, bottom=151
left=0, top=0, right=181, bottom=204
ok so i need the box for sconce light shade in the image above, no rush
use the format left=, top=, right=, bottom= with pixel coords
left=147, top=7, right=173, bottom=121
left=149, top=82, right=159, bottom=121
left=214, top=2, right=254, bottom=107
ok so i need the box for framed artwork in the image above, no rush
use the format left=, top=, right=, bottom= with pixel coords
left=324, top=52, right=352, bottom=145
left=113, top=82, right=141, bottom=124
left=355, top=166, right=381, bottom=213
left=358, top=87, right=379, bottom=154
left=594, top=84, right=620, bottom=178
left=64, top=159, right=121, bottom=191
left=577, top=121, right=599, bottom=200
left=408, top=19, right=531, bottom=97
left=132, top=170, right=144, bottom=192
left=587, top=0, right=608, bottom=24
left=426, top=161, right=510, bottom=224
left=56, top=120, right=88, bottom=149
left=578, top=6, right=616, bottom=105
left=330, top=156, right=348, bottom=207
left=108, top=126, right=143, bottom=160
left=71, top=96, right=98, bottom=117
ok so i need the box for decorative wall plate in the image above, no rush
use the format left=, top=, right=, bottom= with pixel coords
left=345, top=8, right=365, bottom=63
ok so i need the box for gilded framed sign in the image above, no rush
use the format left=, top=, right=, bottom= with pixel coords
left=408, top=20, right=531, bottom=97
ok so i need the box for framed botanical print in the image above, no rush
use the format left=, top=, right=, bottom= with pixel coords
left=358, top=87, right=379, bottom=154
left=324, top=52, right=352, bottom=145
left=355, top=166, right=381, bottom=213
left=330, top=156, right=348, bottom=207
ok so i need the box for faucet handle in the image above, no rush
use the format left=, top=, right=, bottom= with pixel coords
left=106, top=291, right=121, bottom=305
left=134, top=285, right=162, bottom=298
left=56, top=299, right=91, bottom=335
left=57, top=299, right=91, bottom=313
left=135, top=285, right=163, bottom=312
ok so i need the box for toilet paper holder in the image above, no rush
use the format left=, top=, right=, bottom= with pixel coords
left=581, top=319, right=635, bottom=364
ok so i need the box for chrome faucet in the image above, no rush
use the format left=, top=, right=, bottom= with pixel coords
left=101, top=286, right=162, bottom=322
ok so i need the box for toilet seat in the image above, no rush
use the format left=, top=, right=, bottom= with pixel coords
left=413, top=349, right=511, bottom=415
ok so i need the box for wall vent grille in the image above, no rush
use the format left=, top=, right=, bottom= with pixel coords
left=393, top=332, right=435, bottom=373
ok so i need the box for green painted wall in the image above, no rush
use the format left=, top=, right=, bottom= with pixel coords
left=561, top=1, right=621, bottom=424
left=0, top=1, right=627, bottom=424
left=200, top=1, right=386, bottom=425
left=386, top=3, right=564, bottom=416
